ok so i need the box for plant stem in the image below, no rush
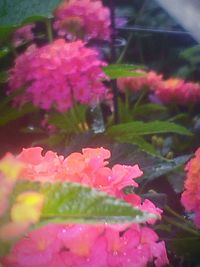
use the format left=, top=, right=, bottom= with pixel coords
left=133, top=88, right=147, bottom=112
left=109, top=0, right=119, bottom=124
left=117, top=0, right=148, bottom=63
left=163, top=215, right=200, bottom=236
left=165, top=205, right=186, bottom=221
left=46, top=19, right=53, bottom=43
left=125, top=89, right=130, bottom=110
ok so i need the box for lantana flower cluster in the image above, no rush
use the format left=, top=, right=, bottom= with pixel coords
left=181, top=147, right=200, bottom=228
left=2, top=147, right=169, bottom=267
left=117, top=69, right=163, bottom=93
left=12, top=24, right=35, bottom=47
left=8, top=39, right=107, bottom=112
left=117, top=70, right=200, bottom=106
left=154, top=78, right=200, bottom=105
left=54, top=0, right=111, bottom=41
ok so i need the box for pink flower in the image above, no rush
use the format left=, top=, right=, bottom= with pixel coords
left=3, top=223, right=169, bottom=267
left=59, top=225, right=104, bottom=257
left=1, top=146, right=169, bottom=267
left=181, top=148, right=200, bottom=227
left=105, top=224, right=169, bottom=267
left=117, top=70, right=162, bottom=93
left=123, top=194, right=162, bottom=224
left=54, top=0, right=111, bottom=41
left=154, top=78, right=200, bottom=105
left=2, top=224, right=63, bottom=267
left=17, top=147, right=64, bottom=182
left=12, top=24, right=35, bottom=47
left=9, top=39, right=108, bottom=112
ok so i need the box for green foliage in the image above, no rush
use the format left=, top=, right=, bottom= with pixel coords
left=0, top=104, right=36, bottom=126
left=0, top=71, right=8, bottom=83
left=109, top=143, right=191, bottom=185
left=132, top=103, right=167, bottom=118
left=180, top=45, right=200, bottom=66
left=12, top=181, right=155, bottom=224
left=106, top=121, right=191, bottom=154
left=48, top=104, right=87, bottom=134
left=40, top=182, right=155, bottom=224
left=140, top=154, right=192, bottom=183
left=107, top=120, right=192, bottom=137
left=103, top=64, right=144, bottom=79
left=0, top=0, right=62, bottom=39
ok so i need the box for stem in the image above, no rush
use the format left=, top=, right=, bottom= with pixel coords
left=163, top=216, right=200, bottom=236
left=117, top=33, right=133, bottom=63
left=117, top=0, right=148, bottom=63
left=46, top=19, right=53, bottom=43
left=125, top=89, right=130, bottom=110
left=109, top=0, right=119, bottom=124
left=133, top=88, right=147, bottom=111
left=165, top=205, right=186, bottom=222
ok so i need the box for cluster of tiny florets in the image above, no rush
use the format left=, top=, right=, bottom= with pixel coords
left=181, top=148, right=200, bottom=228
left=1, top=146, right=169, bottom=267
left=9, top=39, right=107, bottom=112
left=54, top=0, right=111, bottom=41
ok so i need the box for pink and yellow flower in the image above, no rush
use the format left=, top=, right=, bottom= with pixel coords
left=1, top=146, right=169, bottom=266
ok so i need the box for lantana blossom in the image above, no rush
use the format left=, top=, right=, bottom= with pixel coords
left=181, top=147, right=200, bottom=228
left=154, top=78, right=200, bottom=105
left=9, top=39, right=108, bottom=112
left=1, top=147, right=169, bottom=266
left=54, top=0, right=111, bottom=41
left=117, top=69, right=163, bottom=93
left=117, top=69, right=200, bottom=106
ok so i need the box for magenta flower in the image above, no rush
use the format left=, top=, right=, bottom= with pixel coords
left=2, top=224, right=64, bottom=267
left=9, top=39, right=108, bottom=112
left=54, top=0, right=111, bottom=41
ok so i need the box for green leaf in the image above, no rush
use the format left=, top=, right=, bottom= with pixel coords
left=0, top=0, right=62, bottom=39
left=0, top=104, right=36, bottom=126
left=0, top=47, right=10, bottom=58
left=48, top=105, right=87, bottom=133
left=118, top=98, right=133, bottom=123
left=109, top=143, right=191, bottom=183
left=103, top=64, right=144, bottom=79
left=112, top=135, right=158, bottom=155
left=180, top=45, right=200, bottom=65
left=132, top=104, right=167, bottom=118
left=40, top=182, right=155, bottom=224
left=0, top=241, right=12, bottom=257
left=0, top=71, right=8, bottom=83
left=107, top=120, right=192, bottom=137
left=140, top=154, right=192, bottom=182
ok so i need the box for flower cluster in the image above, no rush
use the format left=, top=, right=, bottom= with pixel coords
left=154, top=78, right=200, bottom=105
left=2, top=147, right=169, bottom=266
left=117, top=70, right=200, bottom=106
left=181, top=148, right=200, bottom=228
left=12, top=24, right=35, bottom=47
left=117, top=69, right=163, bottom=93
left=54, top=0, right=111, bottom=41
left=3, top=223, right=168, bottom=267
left=9, top=39, right=107, bottom=112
